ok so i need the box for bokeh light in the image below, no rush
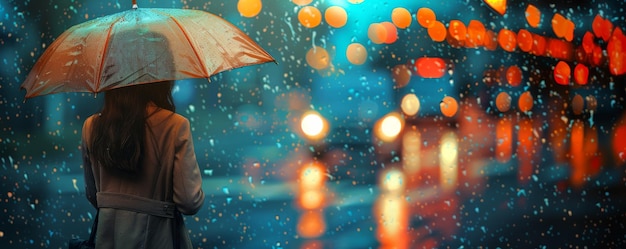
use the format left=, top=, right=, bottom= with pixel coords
left=574, top=64, right=589, bottom=85
left=305, top=46, right=330, bottom=70
left=517, top=29, right=533, bottom=52
left=299, top=162, right=325, bottom=190
left=498, top=29, right=517, bottom=52
left=467, top=20, right=486, bottom=47
left=237, top=0, right=262, bottom=18
left=415, top=57, right=446, bottom=78
left=484, top=0, right=507, bottom=15
left=381, top=21, right=398, bottom=44
left=554, top=61, right=571, bottom=85
left=428, top=21, right=447, bottom=42
left=375, top=112, right=404, bottom=142
left=551, top=13, right=574, bottom=42
left=400, top=93, right=420, bottom=116
left=292, top=0, right=313, bottom=6
left=391, top=7, right=412, bottom=29
left=572, top=94, right=584, bottom=115
left=324, top=6, right=348, bottom=28
left=297, top=211, right=326, bottom=238
left=614, top=123, right=626, bottom=163
left=346, top=43, right=367, bottom=65
left=448, top=20, right=467, bottom=42
left=495, top=91, right=512, bottom=113
left=298, top=6, right=322, bottom=28
left=518, top=91, right=534, bottom=113
left=440, top=96, right=459, bottom=117
left=300, top=110, right=329, bottom=141
left=440, top=131, right=458, bottom=191
left=525, top=4, right=541, bottom=28
left=417, top=7, right=436, bottom=28
left=391, top=64, right=412, bottom=88
left=506, top=65, right=522, bottom=86
left=368, top=23, right=387, bottom=44
left=381, top=168, right=405, bottom=194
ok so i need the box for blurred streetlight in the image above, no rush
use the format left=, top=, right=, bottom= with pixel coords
left=400, top=93, right=420, bottom=117
left=375, top=112, right=404, bottom=143
left=439, top=131, right=458, bottom=191
left=300, top=110, right=329, bottom=142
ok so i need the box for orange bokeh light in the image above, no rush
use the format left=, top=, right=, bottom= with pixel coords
left=497, top=29, right=517, bottom=52
left=305, top=46, right=330, bottom=70
left=495, top=117, right=512, bottom=162
left=417, top=8, right=436, bottom=28
left=292, top=0, right=313, bottom=5
left=571, top=94, right=584, bottom=115
left=440, top=96, right=459, bottom=117
left=428, top=21, right=447, bottom=42
left=574, top=64, right=589, bottom=85
left=392, top=64, right=412, bottom=88
left=467, top=20, right=486, bottom=47
left=517, top=29, right=533, bottom=52
left=448, top=20, right=467, bottom=42
left=570, top=120, right=585, bottom=187
left=484, top=30, right=498, bottom=50
left=551, top=13, right=575, bottom=41
left=298, top=6, right=322, bottom=28
left=237, top=0, right=262, bottom=18
left=518, top=91, right=533, bottom=113
left=582, top=31, right=595, bottom=54
left=300, top=190, right=325, bottom=209
left=554, top=61, right=571, bottom=86
left=391, top=7, right=412, bottom=29
left=298, top=161, right=327, bottom=210
left=484, top=0, right=507, bottom=15
left=346, top=43, right=367, bottom=65
left=299, top=162, right=326, bottom=190
left=592, top=14, right=613, bottom=42
left=325, top=6, right=348, bottom=28
left=608, top=27, right=626, bottom=76
left=297, top=211, right=326, bottom=238
left=546, top=38, right=573, bottom=61
left=525, top=4, right=541, bottom=28
left=415, top=57, right=446, bottom=78
left=613, top=123, right=626, bottom=163
left=531, top=33, right=547, bottom=56
left=368, top=23, right=387, bottom=44
left=495, top=91, right=512, bottom=113
left=592, top=44, right=604, bottom=66
left=517, top=118, right=534, bottom=183
left=506, top=65, right=522, bottom=87
left=381, top=21, right=398, bottom=44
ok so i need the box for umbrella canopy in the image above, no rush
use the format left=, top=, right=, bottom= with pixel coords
left=21, top=5, right=275, bottom=98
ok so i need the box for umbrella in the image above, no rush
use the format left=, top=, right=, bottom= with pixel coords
left=20, top=0, right=275, bottom=98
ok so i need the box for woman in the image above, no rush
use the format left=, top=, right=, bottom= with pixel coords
left=82, top=81, right=205, bottom=249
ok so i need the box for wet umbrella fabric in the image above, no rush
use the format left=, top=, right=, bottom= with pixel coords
left=21, top=7, right=275, bottom=98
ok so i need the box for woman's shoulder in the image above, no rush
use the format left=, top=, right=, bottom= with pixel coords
left=83, top=114, right=99, bottom=128
left=149, top=108, right=189, bottom=126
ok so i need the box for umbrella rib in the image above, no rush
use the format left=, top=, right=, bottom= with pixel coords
left=95, top=14, right=126, bottom=92
left=156, top=10, right=210, bottom=77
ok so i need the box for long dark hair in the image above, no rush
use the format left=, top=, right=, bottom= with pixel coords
left=90, top=81, right=175, bottom=173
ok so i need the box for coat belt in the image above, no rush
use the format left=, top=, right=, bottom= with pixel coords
left=96, top=192, right=176, bottom=218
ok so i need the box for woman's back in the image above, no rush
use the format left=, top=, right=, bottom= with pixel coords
left=82, top=104, right=204, bottom=249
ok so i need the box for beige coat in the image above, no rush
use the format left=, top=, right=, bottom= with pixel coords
left=82, top=105, right=205, bottom=249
